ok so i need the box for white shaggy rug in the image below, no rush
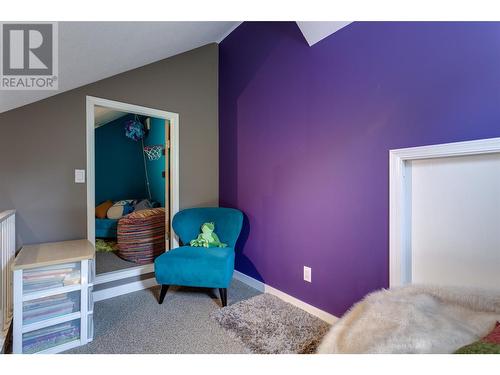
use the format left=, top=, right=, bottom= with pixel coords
left=317, top=285, right=500, bottom=354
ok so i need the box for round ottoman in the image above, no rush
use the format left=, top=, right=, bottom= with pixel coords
left=117, top=208, right=166, bottom=264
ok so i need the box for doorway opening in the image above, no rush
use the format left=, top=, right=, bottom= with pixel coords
left=86, top=96, right=179, bottom=299
left=389, top=137, right=500, bottom=289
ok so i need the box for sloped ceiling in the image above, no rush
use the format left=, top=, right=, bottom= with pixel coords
left=94, top=106, right=128, bottom=128
left=296, top=21, right=352, bottom=46
left=0, top=21, right=239, bottom=114
left=0, top=21, right=350, bottom=114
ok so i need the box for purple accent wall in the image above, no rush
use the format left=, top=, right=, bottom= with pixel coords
left=219, top=21, right=500, bottom=317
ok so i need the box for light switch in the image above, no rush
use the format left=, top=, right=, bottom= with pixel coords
left=75, top=169, right=85, bottom=183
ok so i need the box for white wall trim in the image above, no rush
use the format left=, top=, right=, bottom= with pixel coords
left=92, top=270, right=338, bottom=323
left=86, top=96, right=180, bottom=253
left=233, top=270, right=265, bottom=292
left=86, top=96, right=179, bottom=300
left=233, top=271, right=338, bottom=324
left=389, top=137, right=500, bottom=288
left=93, top=277, right=158, bottom=302
left=94, top=264, right=154, bottom=285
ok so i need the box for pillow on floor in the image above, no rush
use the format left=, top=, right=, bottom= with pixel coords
left=107, top=200, right=134, bottom=219
left=455, top=322, right=500, bottom=354
left=96, top=200, right=113, bottom=219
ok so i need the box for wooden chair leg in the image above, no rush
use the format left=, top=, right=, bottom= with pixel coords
left=219, top=288, right=227, bottom=307
left=159, top=284, right=169, bottom=304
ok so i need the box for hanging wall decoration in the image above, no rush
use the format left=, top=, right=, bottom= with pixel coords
left=124, top=116, right=145, bottom=141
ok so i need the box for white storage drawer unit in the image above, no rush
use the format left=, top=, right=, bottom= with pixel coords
left=12, top=240, right=95, bottom=354
left=23, top=289, right=81, bottom=325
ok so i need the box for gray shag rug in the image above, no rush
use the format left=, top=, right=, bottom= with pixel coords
left=212, top=293, right=330, bottom=354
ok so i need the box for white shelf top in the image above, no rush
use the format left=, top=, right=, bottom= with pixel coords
left=12, top=239, right=95, bottom=271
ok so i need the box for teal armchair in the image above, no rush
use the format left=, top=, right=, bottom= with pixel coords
left=154, top=207, right=243, bottom=307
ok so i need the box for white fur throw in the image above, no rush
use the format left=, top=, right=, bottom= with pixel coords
left=317, top=285, right=500, bottom=354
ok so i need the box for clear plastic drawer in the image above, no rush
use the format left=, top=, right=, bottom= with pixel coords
left=23, top=262, right=81, bottom=294
left=88, top=258, right=95, bottom=284
left=22, top=319, right=80, bottom=354
left=87, top=313, right=94, bottom=341
left=88, top=286, right=94, bottom=312
left=23, top=290, right=80, bottom=325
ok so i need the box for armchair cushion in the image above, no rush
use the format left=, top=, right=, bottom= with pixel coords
left=154, top=246, right=235, bottom=288
left=173, top=208, right=243, bottom=248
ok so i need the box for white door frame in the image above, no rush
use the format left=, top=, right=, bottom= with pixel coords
left=86, top=96, right=180, bottom=286
left=389, top=136, right=500, bottom=288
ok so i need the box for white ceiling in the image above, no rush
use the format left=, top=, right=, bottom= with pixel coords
left=0, top=21, right=350, bottom=114
left=94, top=106, right=128, bottom=128
left=296, top=22, right=351, bottom=46
left=0, top=21, right=239, bottom=114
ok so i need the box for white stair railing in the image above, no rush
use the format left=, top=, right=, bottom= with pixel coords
left=0, top=210, right=15, bottom=344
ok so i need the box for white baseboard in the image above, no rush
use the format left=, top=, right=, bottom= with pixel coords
left=233, top=270, right=338, bottom=324
left=94, top=277, right=158, bottom=302
left=94, top=264, right=154, bottom=285
left=233, top=270, right=266, bottom=292
left=91, top=270, right=338, bottom=325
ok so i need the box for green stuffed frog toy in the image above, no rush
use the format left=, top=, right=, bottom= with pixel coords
left=190, top=222, right=227, bottom=248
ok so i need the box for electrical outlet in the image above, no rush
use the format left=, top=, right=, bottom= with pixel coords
left=303, top=266, right=312, bottom=283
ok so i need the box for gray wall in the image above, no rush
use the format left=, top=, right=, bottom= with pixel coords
left=0, top=43, right=219, bottom=248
